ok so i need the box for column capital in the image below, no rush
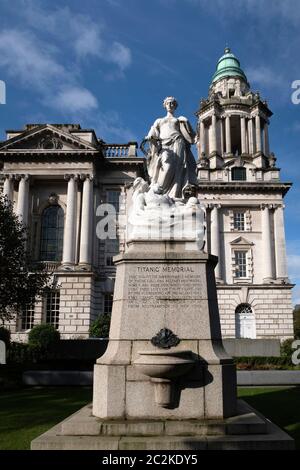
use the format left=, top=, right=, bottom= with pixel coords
left=260, top=203, right=274, bottom=210
left=14, top=173, right=30, bottom=181
left=207, top=202, right=221, bottom=210
left=79, top=173, right=94, bottom=182
left=64, top=173, right=79, bottom=181
left=1, top=173, right=13, bottom=181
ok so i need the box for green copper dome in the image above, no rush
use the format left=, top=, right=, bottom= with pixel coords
left=211, top=47, right=248, bottom=84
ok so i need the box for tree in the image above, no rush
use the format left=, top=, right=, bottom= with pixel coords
left=294, top=304, right=300, bottom=339
left=89, top=314, right=111, bottom=338
left=0, top=195, right=50, bottom=323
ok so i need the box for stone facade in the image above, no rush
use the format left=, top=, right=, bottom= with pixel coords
left=0, top=124, right=145, bottom=340
left=0, top=48, right=294, bottom=341
left=196, top=48, right=294, bottom=340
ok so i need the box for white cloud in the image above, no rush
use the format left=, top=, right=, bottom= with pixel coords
left=109, top=42, right=132, bottom=71
left=246, top=66, right=285, bottom=90
left=74, top=29, right=104, bottom=59
left=0, top=5, right=134, bottom=138
left=21, top=4, right=132, bottom=70
left=0, top=30, right=67, bottom=89
left=51, top=87, right=98, bottom=113
left=0, top=28, right=98, bottom=114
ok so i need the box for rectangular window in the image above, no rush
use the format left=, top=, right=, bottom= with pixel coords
left=45, top=290, right=60, bottom=329
left=231, top=167, right=246, bottom=181
left=235, top=251, right=247, bottom=278
left=104, top=293, right=113, bottom=315
left=233, top=212, right=245, bottom=231
left=105, top=238, right=119, bottom=266
left=106, top=190, right=121, bottom=213
left=20, top=304, right=35, bottom=330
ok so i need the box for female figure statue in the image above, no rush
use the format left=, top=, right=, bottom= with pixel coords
left=145, top=96, right=198, bottom=199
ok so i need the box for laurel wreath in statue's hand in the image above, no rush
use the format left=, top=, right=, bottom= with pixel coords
left=140, top=136, right=162, bottom=158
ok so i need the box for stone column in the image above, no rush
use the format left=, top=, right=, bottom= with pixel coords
left=199, top=120, right=205, bottom=154
left=225, top=115, right=231, bottom=154
left=210, top=114, right=217, bottom=154
left=79, top=175, right=94, bottom=267
left=263, top=121, right=270, bottom=157
left=261, top=204, right=273, bottom=282
left=220, top=118, right=224, bottom=156
left=2, top=174, right=13, bottom=201
left=248, top=118, right=254, bottom=154
left=62, top=174, right=78, bottom=267
left=16, top=174, right=29, bottom=225
left=210, top=203, right=221, bottom=281
left=255, top=114, right=262, bottom=153
left=241, top=116, right=246, bottom=154
left=274, top=204, right=288, bottom=281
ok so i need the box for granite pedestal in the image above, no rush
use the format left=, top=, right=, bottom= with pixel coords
left=31, top=240, right=294, bottom=450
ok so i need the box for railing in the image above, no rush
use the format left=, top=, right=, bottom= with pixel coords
left=103, top=142, right=138, bottom=158
left=40, top=261, right=60, bottom=272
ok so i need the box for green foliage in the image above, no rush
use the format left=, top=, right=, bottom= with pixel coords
left=280, top=338, right=295, bottom=358
left=28, top=324, right=60, bottom=353
left=294, top=305, right=300, bottom=339
left=7, top=342, right=32, bottom=364
left=0, top=195, right=50, bottom=323
left=89, top=314, right=111, bottom=338
left=0, top=327, right=11, bottom=349
left=234, top=354, right=298, bottom=370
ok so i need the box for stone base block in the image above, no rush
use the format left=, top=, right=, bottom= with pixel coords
left=31, top=400, right=294, bottom=450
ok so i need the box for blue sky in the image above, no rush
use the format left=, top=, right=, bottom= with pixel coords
left=0, top=0, right=299, bottom=303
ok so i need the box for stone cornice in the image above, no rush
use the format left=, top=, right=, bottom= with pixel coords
left=0, top=149, right=99, bottom=156
left=0, top=123, right=99, bottom=151
left=105, top=157, right=145, bottom=165
left=197, top=181, right=292, bottom=196
left=216, top=283, right=294, bottom=290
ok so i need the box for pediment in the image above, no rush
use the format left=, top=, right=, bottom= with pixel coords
left=230, top=236, right=254, bottom=246
left=224, top=156, right=256, bottom=168
left=0, top=124, right=98, bottom=152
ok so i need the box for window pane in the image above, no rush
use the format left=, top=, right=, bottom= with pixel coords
left=105, top=238, right=119, bottom=266
left=235, top=251, right=247, bottom=277
left=40, top=205, right=64, bottom=261
left=107, top=190, right=120, bottom=213
left=45, top=290, right=60, bottom=329
left=21, top=303, right=35, bottom=330
left=232, top=167, right=246, bottom=181
left=104, top=294, right=113, bottom=315
left=233, top=212, right=245, bottom=231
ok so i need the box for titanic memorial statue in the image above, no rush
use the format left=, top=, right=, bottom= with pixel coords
left=32, top=97, right=294, bottom=450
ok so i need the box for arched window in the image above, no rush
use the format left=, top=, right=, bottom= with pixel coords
left=235, top=303, right=256, bottom=339
left=40, top=205, right=64, bottom=261
left=231, top=167, right=246, bottom=181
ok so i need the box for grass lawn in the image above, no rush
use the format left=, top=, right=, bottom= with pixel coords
left=0, top=386, right=299, bottom=450
left=0, top=386, right=92, bottom=450
left=238, top=386, right=300, bottom=449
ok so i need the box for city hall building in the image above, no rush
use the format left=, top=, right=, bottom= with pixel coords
left=0, top=48, right=294, bottom=341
